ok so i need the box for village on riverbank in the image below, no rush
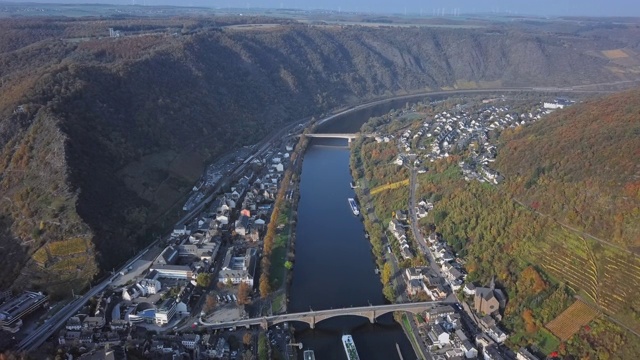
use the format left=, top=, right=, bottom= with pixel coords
left=350, top=94, right=577, bottom=360
left=7, top=115, right=311, bottom=359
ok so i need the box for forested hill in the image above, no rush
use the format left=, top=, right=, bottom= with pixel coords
left=0, top=16, right=639, bottom=297
left=496, top=89, right=640, bottom=251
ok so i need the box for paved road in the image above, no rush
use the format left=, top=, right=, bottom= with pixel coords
left=407, top=168, right=459, bottom=304
left=406, top=313, right=432, bottom=360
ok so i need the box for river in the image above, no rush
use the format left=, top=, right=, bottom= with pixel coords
left=289, top=137, right=416, bottom=359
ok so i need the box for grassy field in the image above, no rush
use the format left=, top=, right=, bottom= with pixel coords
left=546, top=300, right=598, bottom=341
left=269, top=207, right=291, bottom=290
left=272, top=292, right=285, bottom=314
left=401, top=314, right=426, bottom=360
left=534, top=328, right=561, bottom=355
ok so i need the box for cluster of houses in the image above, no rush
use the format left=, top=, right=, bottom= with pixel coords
left=416, top=199, right=434, bottom=219
left=50, top=129, right=299, bottom=358
left=414, top=278, right=519, bottom=360
left=388, top=210, right=414, bottom=260
left=419, top=305, right=479, bottom=359
left=59, top=299, right=132, bottom=349
left=401, top=233, right=465, bottom=302
left=375, top=99, right=573, bottom=187
left=145, top=332, right=240, bottom=359
left=401, top=224, right=533, bottom=360
left=427, top=233, right=464, bottom=289
left=404, top=266, right=448, bottom=300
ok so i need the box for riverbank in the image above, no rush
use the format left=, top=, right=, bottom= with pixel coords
left=259, top=122, right=315, bottom=313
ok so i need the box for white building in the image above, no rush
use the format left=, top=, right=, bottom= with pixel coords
left=181, top=334, right=201, bottom=350
left=155, top=298, right=177, bottom=325
left=139, top=279, right=161, bottom=295
left=462, top=340, right=478, bottom=359
left=218, top=247, right=257, bottom=286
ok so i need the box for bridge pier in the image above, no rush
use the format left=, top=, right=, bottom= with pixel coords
left=368, top=311, right=376, bottom=324
left=310, top=316, right=315, bottom=329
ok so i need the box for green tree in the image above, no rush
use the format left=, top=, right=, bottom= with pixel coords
left=284, top=261, right=293, bottom=270
left=258, top=332, right=269, bottom=360
left=383, top=284, right=395, bottom=302
left=196, top=273, right=212, bottom=288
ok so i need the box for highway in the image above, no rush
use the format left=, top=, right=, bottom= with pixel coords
left=14, top=83, right=625, bottom=353
left=315, top=84, right=628, bottom=129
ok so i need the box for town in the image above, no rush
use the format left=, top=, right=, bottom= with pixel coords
left=0, top=95, right=575, bottom=360
left=0, top=118, right=307, bottom=359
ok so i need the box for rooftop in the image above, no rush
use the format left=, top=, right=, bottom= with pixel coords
left=0, top=291, right=48, bottom=323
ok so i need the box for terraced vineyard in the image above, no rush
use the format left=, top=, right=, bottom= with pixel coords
left=546, top=300, right=598, bottom=341
left=531, top=227, right=640, bottom=332
left=32, top=238, right=91, bottom=267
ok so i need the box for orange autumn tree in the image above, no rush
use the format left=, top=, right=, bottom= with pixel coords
left=518, top=266, right=548, bottom=295
left=522, top=308, right=538, bottom=333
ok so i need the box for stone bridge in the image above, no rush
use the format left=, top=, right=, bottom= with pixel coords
left=301, top=133, right=375, bottom=143
left=200, top=301, right=444, bottom=330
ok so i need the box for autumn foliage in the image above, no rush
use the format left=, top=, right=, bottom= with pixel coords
left=522, top=308, right=538, bottom=333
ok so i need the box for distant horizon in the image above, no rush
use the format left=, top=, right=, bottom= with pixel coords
left=5, top=0, right=640, bottom=17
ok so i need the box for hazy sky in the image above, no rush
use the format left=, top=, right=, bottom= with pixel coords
left=20, top=0, right=640, bottom=17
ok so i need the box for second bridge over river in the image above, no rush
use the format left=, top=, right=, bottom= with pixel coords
left=302, top=132, right=376, bottom=143
left=200, top=301, right=445, bottom=330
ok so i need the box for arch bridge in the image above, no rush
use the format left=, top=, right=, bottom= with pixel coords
left=301, top=133, right=375, bottom=144
left=200, top=301, right=444, bottom=330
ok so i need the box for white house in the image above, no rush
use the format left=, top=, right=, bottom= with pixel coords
left=461, top=340, right=478, bottom=359
left=488, top=325, right=508, bottom=343
left=463, top=283, right=476, bottom=296
left=428, top=323, right=450, bottom=346
left=65, top=317, right=82, bottom=331
left=181, top=334, right=200, bottom=350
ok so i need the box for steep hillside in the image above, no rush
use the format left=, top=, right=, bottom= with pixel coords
left=0, top=17, right=639, bottom=297
left=411, top=90, right=640, bottom=357
left=497, top=89, right=640, bottom=250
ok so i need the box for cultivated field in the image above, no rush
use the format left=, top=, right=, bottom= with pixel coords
left=546, top=300, right=598, bottom=341
left=602, top=49, right=629, bottom=59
